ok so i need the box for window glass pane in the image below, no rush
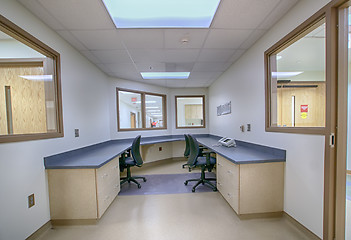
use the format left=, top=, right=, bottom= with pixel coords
left=0, top=30, right=58, bottom=135
left=145, top=94, right=164, bottom=128
left=269, top=19, right=326, bottom=128
left=176, top=96, right=204, bottom=128
left=118, top=91, right=142, bottom=129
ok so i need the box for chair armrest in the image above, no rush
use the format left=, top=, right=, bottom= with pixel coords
left=204, top=151, right=215, bottom=165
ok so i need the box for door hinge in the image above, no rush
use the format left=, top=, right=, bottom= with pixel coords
left=329, top=133, right=335, bottom=148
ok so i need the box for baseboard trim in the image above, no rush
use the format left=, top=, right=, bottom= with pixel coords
left=51, top=219, right=98, bottom=226
left=282, top=212, right=321, bottom=240
left=238, top=211, right=283, bottom=220
left=26, top=220, right=52, bottom=240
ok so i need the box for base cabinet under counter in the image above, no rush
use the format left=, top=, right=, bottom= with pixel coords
left=47, top=157, right=120, bottom=222
left=216, top=155, right=284, bottom=216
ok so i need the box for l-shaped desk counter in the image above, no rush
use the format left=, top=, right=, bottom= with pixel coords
left=44, top=134, right=286, bottom=224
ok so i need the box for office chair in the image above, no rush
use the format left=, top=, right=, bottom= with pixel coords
left=184, top=134, right=217, bottom=192
left=119, top=135, right=146, bottom=189
left=182, top=134, right=191, bottom=169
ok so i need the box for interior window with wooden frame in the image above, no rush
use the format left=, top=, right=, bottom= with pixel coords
left=175, top=95, right=205, bottom=129
left=265, top=14, right=327, bottom=134
left=0, top=14, right=63, bottom=143
left=116, top=88, right=166, bottom=131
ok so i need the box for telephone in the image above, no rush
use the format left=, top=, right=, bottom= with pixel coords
left=218, top=137, right=236, bottom=147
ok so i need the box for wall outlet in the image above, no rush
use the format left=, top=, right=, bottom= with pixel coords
left=247, top=124, right=251, bottom=132
left=28, top=194, right=35, bottom=208
left=159, top=147, right=162, bottom=151
left=240, top=125, right=245, bottom=132
left=74, top=129, right=79, bottom=137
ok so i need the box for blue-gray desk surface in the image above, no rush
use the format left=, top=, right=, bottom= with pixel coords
left=44, top=134, right=285, bottom=169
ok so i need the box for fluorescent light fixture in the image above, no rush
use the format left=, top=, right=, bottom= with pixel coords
left=102, top=0, right=220, bottom=28
left=141, top=72, right=190, bottom=79
left=151, top=114, right=163, bottom=117
left=20, top=75, right=53, bottom=81
left=146, top=106, right=159, bottom=109
left=147, top=110, right=161, bottom=112
left=271, top=72, right=303, bottom=78
left=135, top=101, right=157, bottom=104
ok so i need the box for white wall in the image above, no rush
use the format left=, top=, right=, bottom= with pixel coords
left=0, top=1, right=112, bottom=239
left=108, top=78, right=209, bottom=139
left=0, top=39, right=45, bottom=58
left=208, top=0, right=330, bottom=238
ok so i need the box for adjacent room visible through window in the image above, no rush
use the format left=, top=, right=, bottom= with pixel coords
left=116, top=88, right=166, bottom=131
left=176, top=96, right=205, bottom=128
left=0, top=15, right=62, bottom=143
left=265, top=17, right=326, bottom=133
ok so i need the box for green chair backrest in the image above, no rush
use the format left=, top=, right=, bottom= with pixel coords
left=184, top=134, right=190, bottom=157
left=187, top=135, right=200, bottom=167
left=131, top=135, right=143, bottom=166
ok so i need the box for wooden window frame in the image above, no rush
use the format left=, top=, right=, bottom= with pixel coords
left=0, top=14, right=63, bottom=143
left=116, top=88, right=167, bottom=131
left=175, top=95, right=206, bottom=129
left=264, top=11, right=328, bottom=135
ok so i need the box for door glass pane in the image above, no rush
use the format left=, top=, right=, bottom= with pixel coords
left=269, top=19, right=326, bottom=128
left=346, top=7, right=351, bottom=239
left=145, top=94, right=164, bottom=128
left=118, top=90, right=142, bottom=129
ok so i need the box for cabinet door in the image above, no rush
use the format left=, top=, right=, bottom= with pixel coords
left=96, top=157, right=120, bottom=218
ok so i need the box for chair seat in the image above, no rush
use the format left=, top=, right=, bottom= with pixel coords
left=195, top=156, right=216, bottom=166
left=122, top=157, right=136, bottom=166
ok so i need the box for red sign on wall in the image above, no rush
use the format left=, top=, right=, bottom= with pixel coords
left=300, top=105, right=308, bottom=113
left=131, top=97, right=137, bottom=102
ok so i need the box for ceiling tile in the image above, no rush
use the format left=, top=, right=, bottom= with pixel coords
left=197, top=49, right=236, bottom=62
left=37, top=0, right=115, bottom=30
left=57, top=30, right=87, bottom=51
left=96, top=63, right=113, bottom=73
left=71, top=30, right=124, bottom=50
left=259, top=0, right=299, bottom=30
left=185, top=80, right=208, bottom=88
left=135, top=62, right=166, bottom=72
left=164, top=29, right=209, bottom=49
left=105, top=63, right=137, bottom=73
left=91, top=50, right=131, bottom=63
left=189, top=71, right=223, bottom=80
left=108, top=70, right=142, bottom=81
left=204, top=29, right=253, bottom=49
left=143, top=80, right=167, bottom=87
left=80, top=50, right=101, bottom=64
left=119, top=29, right=164, bottom=49
left=19, top=0, right=65, bottom=30
left=192, top=62, right=232, bottom=72
left=129, top=49, right=165, bottom=62
left=163, top=49, right=200, bottom=62
left=212, top=0, right=280, bottom=29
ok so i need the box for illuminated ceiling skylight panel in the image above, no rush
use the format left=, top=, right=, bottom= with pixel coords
left=102, top=0, right=221, bottom=28
left=141, top=72, right=190, bottom=79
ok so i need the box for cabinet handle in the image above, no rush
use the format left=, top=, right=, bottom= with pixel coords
left=102, top=173, right=108, bottom=178
left=227, top=170, right=232, bottom=174
left=115, top=184, right=119, bottom=189
left=218, top=182, right=221, bottom=186
left=114, top=166, right=118, bottom=169
left=104, top=195, right=110, bottom=201
left=227, top=193, right=232, bottom=198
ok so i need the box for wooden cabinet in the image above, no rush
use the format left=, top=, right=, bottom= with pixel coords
left=217, top=155, right=284, bottom=215
left=47, top=157, right=120, bottom=222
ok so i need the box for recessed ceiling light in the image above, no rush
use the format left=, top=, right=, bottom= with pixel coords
left=102, top=0, right=221, bottom=28
left=141, top=72, right=190, bottom=79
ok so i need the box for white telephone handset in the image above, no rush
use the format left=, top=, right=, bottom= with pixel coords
left=218, top=137, right=236, bottom=147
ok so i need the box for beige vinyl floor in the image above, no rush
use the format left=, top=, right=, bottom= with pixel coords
left=37, top=159, right=317, bottom=240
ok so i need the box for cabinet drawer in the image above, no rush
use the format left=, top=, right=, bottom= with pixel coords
left=96, top=157, right=120, bottom=218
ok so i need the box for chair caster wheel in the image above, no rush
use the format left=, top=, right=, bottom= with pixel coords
left=138, top=184, right=141, bottom=189
left=184, top=181, right=188, bottom=185
left=143, top=178, right=147, bottom=182
left=213, top=188, right=218, bottom=192
left=192, top=188, right=195, bottom=192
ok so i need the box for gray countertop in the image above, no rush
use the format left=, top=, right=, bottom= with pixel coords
left=44, top=134, right=285, bottom=169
